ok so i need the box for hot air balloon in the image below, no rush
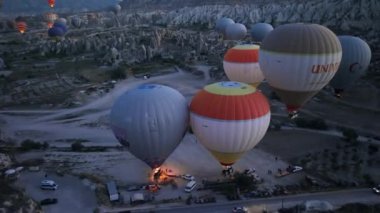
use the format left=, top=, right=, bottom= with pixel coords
left=16, top=21, right=27, bottom=34
left=215, top=17, right=235, bottom=36
left=48, top=0, right=55, bottom=8
left=259, top=23, right=342, bottom=119
left=190, top=81, right=271, bottom=167
left=223, top=44, right=264, bottom=87
left=55, top=18, right=67, bottom=26
left=225, top=23, right=247, bottom=40
left=44, top=12, right=58, bottom=28
left=110, top=4, right=122, bottom=15
left=53, top=22, right=67, bottom=33
left=110, top=84, right=189, bottom=169
left=48, top=26, right=64, bottom=37
left=71, top=17, right=82, bottom=28
left=329, top=36, right=372, bottom=98
left=250, top=23, right=273, bottom=43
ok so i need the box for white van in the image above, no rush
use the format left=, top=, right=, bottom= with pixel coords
left=40, top=180, right=58, bottom=190
left=184, top=180, right=197, bottom=193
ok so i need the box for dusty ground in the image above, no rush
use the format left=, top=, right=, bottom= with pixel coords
left=16, top=171, right=97, bottom=213
left=257, top=130, right=341, bottom=161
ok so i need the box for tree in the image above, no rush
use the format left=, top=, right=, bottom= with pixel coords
left=294, top=118, right=327, bottom=130
left=110, top=67, right=126, bottom=79
left=71, top=141, right=84, bottom=151
left=233, top=172, right=255, bottom=191
left=368, top=144, right=379, bottom=155
left=20, top=139, right=42, bottom=151
left=342, top=128, right=358, bottom=142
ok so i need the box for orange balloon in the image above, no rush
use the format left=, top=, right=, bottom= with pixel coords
left=48, top=0, right=55, bottom=8
left=16, top=21, right=27, bottom=34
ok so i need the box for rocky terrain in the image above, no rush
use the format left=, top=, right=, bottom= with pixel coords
left=0, top=0, right=118, bottom=14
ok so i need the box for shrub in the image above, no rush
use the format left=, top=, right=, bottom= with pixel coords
left=363, top=174, right=375, bottom=186
left=71, top=141, right=84, bottom=151
left=110, top=67, right=126, bottom=80
left=342, top=128, right=358, bottom=142
left=19, top=158, right=44, bottom=167
left=20, top=139, right=42, bottom=151
left=42, top=142, right=49, bottom=150
left=368, top=144, right=379, bottom=155
left=233, top=172, right=255, bottom=191
left=294, top=118, right=327, bottom=130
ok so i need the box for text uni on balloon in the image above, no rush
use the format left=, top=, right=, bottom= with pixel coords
left=311, top=62, right=340, bottom=74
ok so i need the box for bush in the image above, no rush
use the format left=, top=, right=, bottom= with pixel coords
left=233, top=172, right=255, bottom=191
left=71, top=141, right=84, bottom=151
left=42, top=142, right=49, bottom=150
left=368, top=144, right=379, bottom=155
left=20, top=139, right=42, bottom=151
left=294, top=118, right=327, bottom=130
left=19, top=158, right=44, bottom=167
left=342, top=128, right=358, bottom=142
left=110, top=67, right=126, bottom=80
left=363, top=174, right=375, bottom=186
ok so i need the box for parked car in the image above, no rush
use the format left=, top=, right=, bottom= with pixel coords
left=181, top=174, right=195, bottom=181
left=40, top=180, right=58, bottom=190
left=232, top=206, right=248, bottom=213
left=244, top=168, right=256, bottom=175
left=127, top=185, right=141, bottom=191
left=291, top=166, right=303, bottom=173
left=40, top=198, right=58, bottom=205
left=372, top=185, right=380, bottom=194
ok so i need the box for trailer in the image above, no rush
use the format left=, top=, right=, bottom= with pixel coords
left=106, top=181, right=120, bottom=202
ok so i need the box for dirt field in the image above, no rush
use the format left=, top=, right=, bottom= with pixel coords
left=257, top=130, right=341, bottom=161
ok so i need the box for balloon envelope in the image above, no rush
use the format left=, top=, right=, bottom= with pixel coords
left=250, top=23, right=273, bottom=42
left=329, top=36, right=371, bottom=95
left=16, top=21, right=27, bottom=33
left=110, top=4, right=121, bottom=14
left=55, top=18, right=67, bottom=26
left=48, top=0, right=55, bottom=8
left=110, top=84, right=189, bottom=169
left=225, top=23, right=247, bottom=40
left=215, top=17, right=235, bottom=35
left=223, top=44, right=264, bottom=87
left=71, top=17, right=82, bottom=28
left=190, top=81, right=270, bottom=166
left=45, top=13, right=58, bottom=28
left=48, top=26, right=64, bottom=37
left=53, top=22, right=67, bottom=33
left=259, top=23, right=342, bottom=113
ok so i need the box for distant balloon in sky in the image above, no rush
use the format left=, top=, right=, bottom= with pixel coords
left=110, top=84, right=189, bottom=169
left=48, top=26, right=64, bottom=37
left=259, top=23, right=342, bottom=118
left=329, top=36, right=372, bottom=97
left=47, top=0, right=55, bottom=8
left=71, top=17, right=82, bottom=28
left=110, top=4, right=121, bottom=14
left=225, top=23, right=247, bottom=40
left=16, top=21, right=27, bottom=34
left=215, top=17, right=235, bottom=36
left=250, top=23, right=273, bottom=42
left=190, top=82, right=271, bottom=166
left=45, top=12, right=58, bottom=28
left=53, top=22, right=67, bottom=33
left=55, top=18, right=67, bottom=26
left=223, top=44, right=264, bottom=87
